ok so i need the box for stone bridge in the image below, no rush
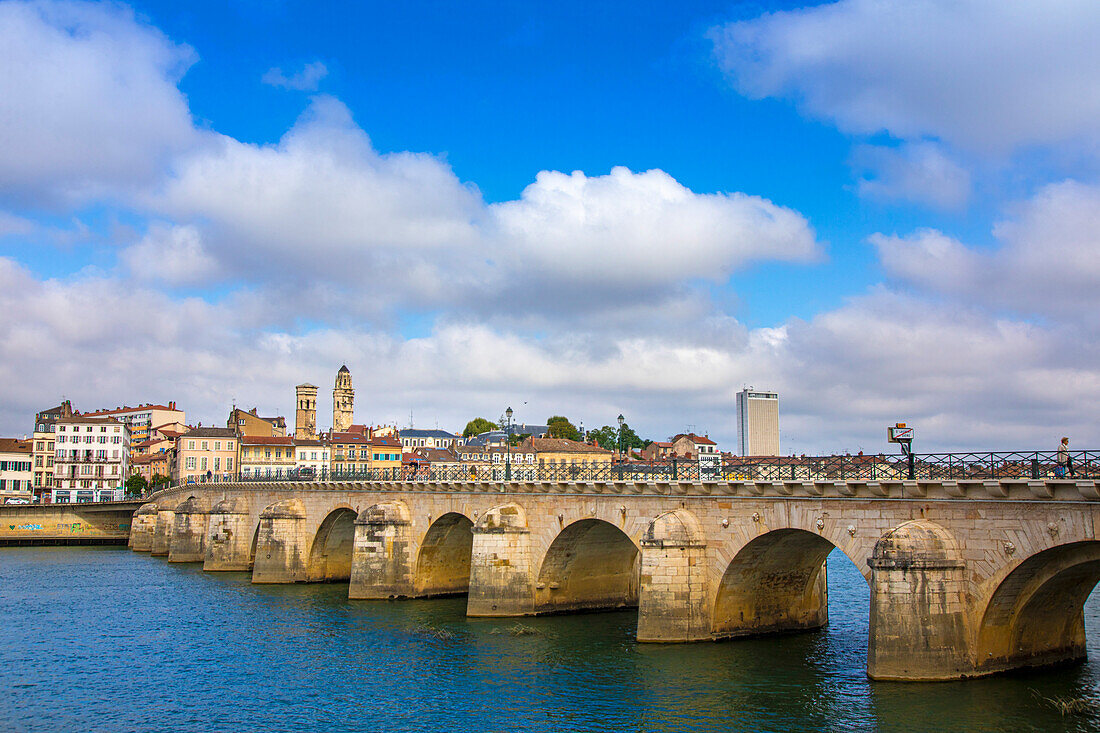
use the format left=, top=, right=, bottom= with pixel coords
left=130, top=477, right=1100, bottom=681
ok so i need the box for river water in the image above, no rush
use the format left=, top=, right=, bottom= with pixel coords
left=2, top=548, right=1099, bottom=732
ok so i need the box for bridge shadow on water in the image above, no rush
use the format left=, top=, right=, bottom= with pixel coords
left=4, top=547, right=1100, bottom=732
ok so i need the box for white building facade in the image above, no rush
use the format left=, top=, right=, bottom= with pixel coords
left=0, top=438, right=34, bottom=501
left=736, top=388, right=780, bottom=456
left=52, top=416, right=130, bottom=503
left=294, top=439, right=331, bottom=478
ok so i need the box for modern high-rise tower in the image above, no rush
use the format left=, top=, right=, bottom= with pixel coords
left=737, top=388, right=780, bottom=456
left=295, top=383, right=318, bottom=436
left=333, top=366, right=354, bottom=432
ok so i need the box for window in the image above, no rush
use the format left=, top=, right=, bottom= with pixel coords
left=265, top=449, right=272, bottom=459
left=214, top=457, right=220, bottom=471
left=112, top=436, right=121, bottom=444
left=186, top=457, right=196, bottom=470
left=200, top=457, right=207, bottom=471
left=188, top=441, right=195, bottom=450
left=214, top=441, right=221, bottom=451
left=275, top=449, right=282, bottom=459
left=201, top=441, right=208, bottom=450
left=98, top=436, right=107, bottom=444
left=226, top=457, right=233, bottom=470
left=226, top=441, right=234, bottom=450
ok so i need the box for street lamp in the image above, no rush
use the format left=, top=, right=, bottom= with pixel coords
left=617, top=414, right=625, bottom=477
left=505, top=406, right=513, bottom=481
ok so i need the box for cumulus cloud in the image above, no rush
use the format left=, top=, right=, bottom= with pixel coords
left=0, top=0, right=199, bottom=205
left=262, top=61, right=328, bottom=91
left=873, top=180, right=1100, bottom=320
left=710, top=0, right=1100, bottom=155
left=121, top=224, right=218, bottom=286
left=852, top=142, right=971, bottom=209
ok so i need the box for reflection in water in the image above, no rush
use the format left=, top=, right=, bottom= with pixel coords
left=0, top=548, right=1099, bottom=732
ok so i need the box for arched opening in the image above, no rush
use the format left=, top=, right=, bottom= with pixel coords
left=415, top=513, right=474, bottom=597
left=308, top=508, right=359, bottom=582
left=536, top=519, right=639, bottom=614
left=976, top=541, right=1100, bottom=674
left=713, top=529, right=867, bottom=639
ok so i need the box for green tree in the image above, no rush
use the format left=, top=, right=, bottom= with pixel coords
left=546, top=416, right=580, bottom=441
left=589, top=423, right=646, bottom=452
left=508, top=433, right=530, bottom=447
left=463, top=417, right=497, bottom=438
left=150, top=473, right=171, bottom=490
left=124, top=474, right=148, bottom=498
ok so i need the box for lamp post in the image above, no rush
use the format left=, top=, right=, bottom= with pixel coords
left=617, top=413, right=625, bottom=479
left=505, top=406, right=513, bottom=482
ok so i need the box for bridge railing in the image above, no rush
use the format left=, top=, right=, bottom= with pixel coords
left=166, top=450, right=1098, bottom=487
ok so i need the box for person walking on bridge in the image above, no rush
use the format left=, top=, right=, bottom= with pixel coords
left=1057, top=437, right=1076, bottom=477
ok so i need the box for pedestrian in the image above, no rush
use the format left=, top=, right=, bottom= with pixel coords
left=1057, top=437, right=1076, bottom=478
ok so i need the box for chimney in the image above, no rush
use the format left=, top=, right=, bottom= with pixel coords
left=168, top=401, right=176, bottom=410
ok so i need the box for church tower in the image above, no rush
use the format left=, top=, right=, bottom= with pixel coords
left=333, top=365, right=354, bottom=432
left=295, top=383, right=318, bottom=436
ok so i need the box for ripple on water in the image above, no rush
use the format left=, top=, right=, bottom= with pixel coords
left=1, top=548, right=1100, bottom=732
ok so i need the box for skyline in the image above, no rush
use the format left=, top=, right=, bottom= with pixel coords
left=2, top=0, right=1100, bottom=452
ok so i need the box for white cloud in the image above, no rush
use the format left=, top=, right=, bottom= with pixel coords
left=121, top=223, right=218, bottom=286
left=262, top=61, right=328, bottom=91
left=852, top=142, right=971, bottom=209
left=710, top=0, right=1100, bottom=155
left=0, top=211, right=34, bottom=237
left=0, top=0, right=199, bottom=205
left=873, top=180, right=1100, bottom=320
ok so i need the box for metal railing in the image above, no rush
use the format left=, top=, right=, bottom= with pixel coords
left=177, top=450, right=1099, bottom=485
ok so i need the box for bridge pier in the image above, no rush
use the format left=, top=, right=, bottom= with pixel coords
left=349, top=502, right=415, bottom=599
left=203, top=498, right=254, bottom=571
left=467, top=504, right=535, bottom=616
left=129, top=503, right=158, bottom=552
left=151, top=508, right=176, bottom=557
left=251, top=499, right=309, bottom=583
left=867, top=520, right=970, bottom=680
left=168, top=497, right=209, bottom=562
left=637, top=510, right=711, bottom=642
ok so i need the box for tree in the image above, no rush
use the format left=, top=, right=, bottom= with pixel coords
left=508, top=433, right=530, bottom=447
left=546, top=416, right=580, bottom=441
left=124, top=474, right=148, bottom=498
left=150, top=473, right=171, bottom=490
left=589, top=423, right=646, bottom=452
left=463, top=417, right=497, bottom=438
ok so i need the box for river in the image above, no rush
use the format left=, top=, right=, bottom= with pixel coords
left=1, top=548, right=1098, bottom=732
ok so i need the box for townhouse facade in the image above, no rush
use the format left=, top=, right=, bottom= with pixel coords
left=175, top=428, right=238, bottom=485
left=0, top=438, right=34, bottom=500
left=52, top=416, right=130, bottom=503
left=82, top=402, right=185, bottom=445
left=31, top=401, right=73, bottom=498
left=294, top=439, right=331, bottom=477
left=399, top=429, right=458, bottom=451
left=239, top=436, right=295, bottom=479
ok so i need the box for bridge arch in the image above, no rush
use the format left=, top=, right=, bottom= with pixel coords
left=712, top=528, right=854, bottom=639
left=974, top=540, right=1100, bottom=675
left=536, top=518, right=640, bottom=614
left=415, top=512, right=474, bottom=596
left=308, top=506, right=359, bottom=582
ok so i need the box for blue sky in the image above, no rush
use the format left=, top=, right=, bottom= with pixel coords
left=1, top=0, right=1099, bottom=452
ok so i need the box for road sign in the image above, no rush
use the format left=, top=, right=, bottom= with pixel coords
left=887, top=425, right=914, bottom=443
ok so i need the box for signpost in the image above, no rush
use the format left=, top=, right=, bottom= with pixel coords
left=887, top=423, right=916, bottom=480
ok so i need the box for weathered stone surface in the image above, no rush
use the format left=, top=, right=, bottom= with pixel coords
left=134, top=479, right=1100, bottom=680
left=130, top=503, right=158, bottom=551
left=168, top=496, right=210, bottom=562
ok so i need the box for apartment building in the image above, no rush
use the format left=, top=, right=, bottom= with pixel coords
left=399, top=429, right=458, bottom=451
left=294, top=439, right=330, bottom=477
left=736, top=388, right=780, bottom=456
left=0, top=438, right=33, bottom=500
left=175, top=427, right=238, bottom=485
left=82, top=402, right=185, bottom=445
left=52, top=416, right=130, bottom=503
left=31, top=400, right=73, bottom=499
left=239, top=436, right=295, bottom=479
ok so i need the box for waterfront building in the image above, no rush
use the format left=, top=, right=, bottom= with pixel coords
left=228, top=407, right=287, bottom=437
left=131, top=451, right=171, bottom=485
left=369, top=435, right=403, bottom=478
left=175, top=427, right=237, bottom=485
left=295, top=383, right=319, bottom=436
left=294, top=438, right=330, bottom=477
left=330, top=430, right=372, bottom=474
left=333, top=366, right=354, bottom=433
left=82, top=402, right=185, bottom=445
left=669, top=433, right=722, bottom=472
left=52, top=416, right=130, bottom=503
left=31, top=400, right=73, bottom=499
left=0, top=438, right=34, bottom=500
left=736, top=388, right=780, bottom=456
left=399, top=428, right=458, bottom=451
left=239, top=436, right=295, bottom=479
left=526, top=437, right=611, bottom=472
